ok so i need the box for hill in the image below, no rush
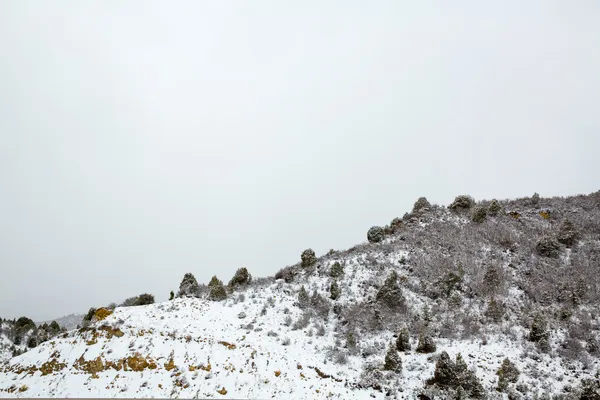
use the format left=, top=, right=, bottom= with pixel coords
left=1, top=191, right=600, bottom=399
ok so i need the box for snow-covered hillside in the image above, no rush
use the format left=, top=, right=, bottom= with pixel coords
left=1, top=192, right=600, bottom=399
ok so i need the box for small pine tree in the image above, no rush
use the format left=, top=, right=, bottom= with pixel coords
left=330, top=262, right=344, bottom=278
left=496, top=358, right=520, bottom=392
left=396, top=327, right=411, bottom=351
left=208, top=275, right=223, bottom=287
left=488, top=199, right=502, bottom=216
left=383, top=342, right=402, bottom=372
left=228, top=267, right=252, bottom=288
left=208, top=277, right=227, bottom=301
left=376, top=271, right=405, bottom=310
left=298, top=286, right=310, bottom=309
left=301, top=249, right=317, bottom=268
left=471, top=206, right=487, bottom=223
left=178, top=273, right=200, bottom=298
left=416, top=333, right=436, bottom=353
left=330, top=280, right=340, bottom=300
left=169, top=291, right=174, bottom=301
left=529, top=315, right=550, bottom=344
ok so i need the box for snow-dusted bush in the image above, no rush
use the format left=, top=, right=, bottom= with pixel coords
left=488, top=199, right=502, bottom=216
left=121, top=293, right=155, bottom=307
left=309, top=290, right=331, bottom=319
left=329, top=261, right=344, bottom=278
left=301, top=248, right=317, bottom=268
left=297, top=286, right=310, bottom=309
left=471, top=205, right=487, bottom=223
left=367, top=226, right=384, bottom=243
left=330, top=280, right=340, bottom=300
left=529, top=315, right=550, bottom=350
left=557, top=218, right=579, bottom=247
left=178, top=272, right=199, bottom=297
left=535, top=235, right=561, bottom=258
left=383, top=343, right=402, bottom=372
left=228, top=267, right=251, bottom=288
left=427, top=351, right=485, bottom=399
left=416, top=333, right=436, bottom=354
left=449, top=195, right=475, bottom=211
left=274, top=266, right=295, bottom=283
left=484, top=298, right=504, bottom=323
left=396, top=327, right=411, bottom=352
left=496, top=358, right=520, bottom=392
left=376, top=271, right=406, bottom=311
left=208, top=276, right=227, bottom=301
left=413, top=197, right=431, bottom=213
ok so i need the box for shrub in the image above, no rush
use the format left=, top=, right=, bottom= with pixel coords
left=531, top=192, right=540, bottom=205
left=309, top=290, right=331, bottom=319
left=27, top=336, right=37, bottom=348
left=416, top=333, right=436, bottom=353
left=138, top=293, right=155, bottom=305
left=484, top=298, right=504, bottom=323
left=83, top=308, right=97, bottom=324
left=449, top=195, right=474, bottom=211
left=471, top=206, right=487, bottom=223
left=431, top=351, right=456, bottom=387
left=488, top=199, right=502, bottom=216
left=496, top=358, right=520, bottom=392
left=579, top=378, right=600, bottom=400
left=49, top=321, right=60, bottom=331
left=208, top=277, right=227, bottom=301
left=301, top=249, right=317, bottom=268
left=298, top=286, right=310, bottom=309
left=557, top=219, right=579, bottom=247
left=482, top=265, right=503, bottom=296
left=330, top=280, right=340, bottom=300
left=208, top=276, right=222, bottom=287
left=383, top=343, right=402, bottom=372
left=121, top=293, right=155, bottom=307
left=15, top=317, right=36, bottom=332
left=413, top=197, right=431, bottom=213
left=390, top=217, right=403, bottom=233
left=169, top=291, right=174, bottom=301
left=535, top=235, right=561, bottom=258
left=274, top=266, right=295, bottom=283
left=330, top=262, right=344, bottom=278
left=178, top=273, right=199, bottom=297
left=396, top=327, right=411, bottom=352
left=346, top=331, right=357, bottom=350
left=367, top=226, right=384, bottom=243
left=428, top=351, right=485, bottom=399
left=229, top=267, right=252, bottom=288
left=292, top=313, right=310, bottom=331
left=376, top=271, right=406, bottom=311
left=529, top=315, right=550, bottom=350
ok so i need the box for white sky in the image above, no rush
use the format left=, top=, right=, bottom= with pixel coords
left=1, top=1, right=599, bottom=321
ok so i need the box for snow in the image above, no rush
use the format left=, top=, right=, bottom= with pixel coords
left=1, top=204, right=598, bottom=398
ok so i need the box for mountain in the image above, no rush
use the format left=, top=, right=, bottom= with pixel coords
left=38, top=314, right=85, bottom=331
left=1, top=191, right=600, bottom=399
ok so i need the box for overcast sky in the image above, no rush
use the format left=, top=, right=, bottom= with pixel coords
left=1, top=1, right=599, bottom=322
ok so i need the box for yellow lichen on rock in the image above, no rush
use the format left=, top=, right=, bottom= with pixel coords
left=217, top=387, right=228, bottom=395
left=93, top=308, right=113, bottom=321
left=164, top=358, right=176, bottom=371
left=274, top=370, right=281, bottom=377
left=539, top=210, right=550, bottom=219
left=218, top=341, right=236, bottom=350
